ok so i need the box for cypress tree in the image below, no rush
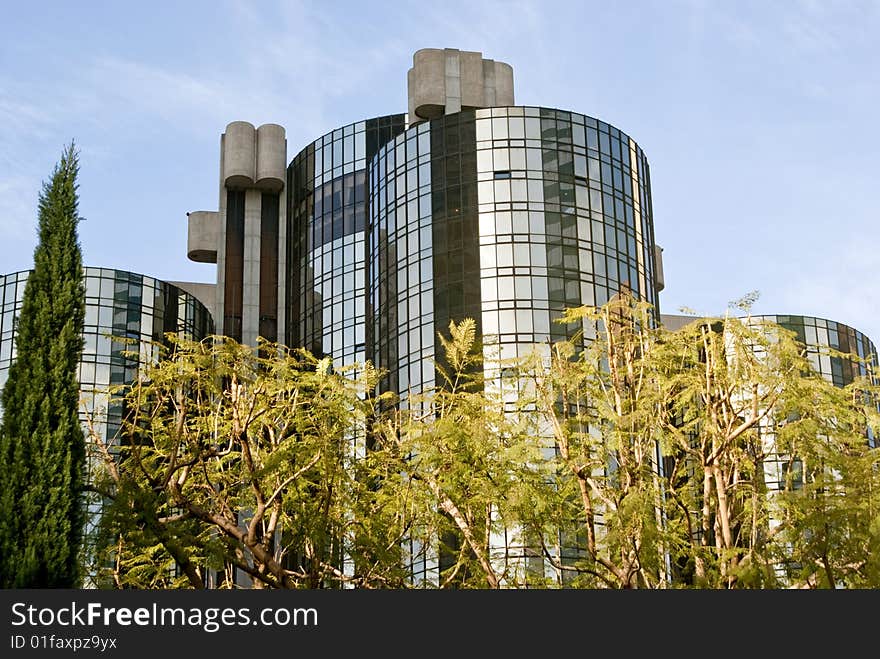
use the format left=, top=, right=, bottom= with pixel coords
left=0, top=143, right=87, bottom=587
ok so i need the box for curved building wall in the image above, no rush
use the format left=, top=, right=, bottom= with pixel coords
left=474, top=107, right=657, bottom=359
left=370, top=106, right=658, bottom=398
left=287, top=114, right=407, bottom=365
left=1, top=267, right=214, bottom=422
left=753, top=315, right=878, bottom=389
left=369, top=114, right=457, bottom=400
left=753, top=314, right=878, bottom=457
left=0, top=267, right=214, bottom=585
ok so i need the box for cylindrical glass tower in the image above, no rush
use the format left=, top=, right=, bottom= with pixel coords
left=369, top=107, right=659, bottom=405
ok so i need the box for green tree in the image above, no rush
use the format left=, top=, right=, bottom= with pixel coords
left=769, top=346, right=880, bottom=588
left=373, top=319, right=546, bottom=588
left=521, top=293, right=880, bottom=588
left=90, top=336, right=410, bottom=589
left=0, top=143, right=87, bottom=587
left=653, top=304, right=880, bottom=588
left=654, top=311, right=804, bottom=587
left=522, top=294, right=672, bottom=588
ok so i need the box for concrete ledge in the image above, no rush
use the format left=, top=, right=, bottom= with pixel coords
left=411, top=48, right=446, bottom=121
left=168, top=280, right=217, bottom=323
left=187, top=210, right=219, bottom=263
left=654, top=245, right=665, bottom=292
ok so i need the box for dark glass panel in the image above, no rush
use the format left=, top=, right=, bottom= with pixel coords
left=224, top=189, right=245, bottom=342
left=260, top=192, right=279, bottom=342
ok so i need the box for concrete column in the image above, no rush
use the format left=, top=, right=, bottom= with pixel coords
left=491, top=61, right=514, bottom=106
left=460, top=50, right=484, bottom=109
left=256, top=123, right=286, bottom=192
left=481, top=59, right=496, bottom=107
left=242, top=189, right=262, bottom=347
left=215, top=132, right=228, bottom=334
left=223, top=121, right=256, bottom=188
left=409, top=48, right=446, bottom=122
left=194, top=121, right=287, bottom=345
left=276, top=185, right=287, bottom=345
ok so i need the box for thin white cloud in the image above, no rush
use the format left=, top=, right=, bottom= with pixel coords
left=82, top=57, right=245, bottom=129
left=775, top=236, right=880, bottom=344
left=0, top=175, right=39, bottom=244
left=0, top=92, right=62, bottom=174
left=673, top=0, right=871, bottom=57
left=785, top=0, right=877, bottom=53
left=1, top=0, right=553, bottom=165
left=0, top=97, right=55, bottom=141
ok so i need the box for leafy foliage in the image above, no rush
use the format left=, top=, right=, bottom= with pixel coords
left=87, top=298, right=880, bottom=589
left=90, top=336, right=408, bottom=588
left=373, top=319, right=548, bottom=588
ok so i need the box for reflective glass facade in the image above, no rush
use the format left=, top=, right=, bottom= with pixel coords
left=754, top=315, right=878, bottom=390
left=742, top=315, right=879, bottom=584
left=753, top=315, right=879, bottom=475
left=369, top=107, right=658, bottom=403
left=287, top=115, right=407, bottom=365
left=0, top=268, right=214, bottom=584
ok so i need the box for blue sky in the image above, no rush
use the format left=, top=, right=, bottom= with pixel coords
left=1, top=1, right=878, bottom=345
